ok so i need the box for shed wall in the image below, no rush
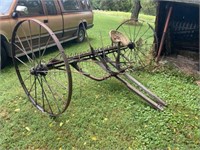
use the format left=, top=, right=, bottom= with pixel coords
left=155, top=1, right=199, bottom=60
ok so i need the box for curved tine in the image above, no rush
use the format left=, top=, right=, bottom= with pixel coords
left=73, top=61, right=112, bottom=81
left=81, top=21, right=93, bottom=49
left=99, top=30, right=104, bottom=48
left=38, top=25, right=42, bottom=58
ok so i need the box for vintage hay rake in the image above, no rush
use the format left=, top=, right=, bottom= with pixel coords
left=12, top=19, right=167, bottom=117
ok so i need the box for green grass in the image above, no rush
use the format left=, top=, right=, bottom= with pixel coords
left=0, top=11, right=199, bottom=149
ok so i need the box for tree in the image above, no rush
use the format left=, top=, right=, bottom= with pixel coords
left=90, top=0, right=156, bottom=16
left=131, top=0, right=142, bottom=21
left=90, top=0, right=132, bottom=12
left=90, top=0, right=101, bottom=9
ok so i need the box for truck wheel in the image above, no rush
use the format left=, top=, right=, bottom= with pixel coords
left=0, top=46, right=7, bottom=69
left=76, top=27, right=85, bottom=43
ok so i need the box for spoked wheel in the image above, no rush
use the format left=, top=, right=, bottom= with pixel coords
left=12, top=19, right=72, bottom=116
left=111, top=19, right=158, bottom=71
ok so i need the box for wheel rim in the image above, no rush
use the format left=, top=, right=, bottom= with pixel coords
left=78, top=28, right=85, bottom=42
left=12, top=19, right=72, bottom=116
left=114, top=19, right=158, bottom=71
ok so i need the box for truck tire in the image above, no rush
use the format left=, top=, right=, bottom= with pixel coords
left=0, top=46, right=7, bottom=69
left=76, top=27, right=85, bottom=43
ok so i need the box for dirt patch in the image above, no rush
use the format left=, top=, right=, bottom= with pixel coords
left=0, top=109, right=10, bottom=120
left=159, top=55, right=200, bottom=86
left=162, top=55, right=199, bottom=75
left=196, top=81, right=200, bottom=86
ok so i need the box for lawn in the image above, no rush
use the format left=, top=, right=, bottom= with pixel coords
left=0, top=11, right=199, bottom=149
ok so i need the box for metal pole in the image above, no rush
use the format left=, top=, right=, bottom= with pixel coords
left=124, top=73, right=167, bottom=106
left=156, top=6, right=173, bottom=62
left=115, top=75, right=164, bottom=111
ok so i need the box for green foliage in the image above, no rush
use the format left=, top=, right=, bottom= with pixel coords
left=140, top=0, right=157, bottom=16
left=90, top=0, right=132, bottom=12
left=90, top=0, right=157, bottom=15
left=0, top=11, right=199, bottom=149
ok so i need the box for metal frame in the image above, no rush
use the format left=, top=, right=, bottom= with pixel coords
left=12, top=18, right=167, bottom=116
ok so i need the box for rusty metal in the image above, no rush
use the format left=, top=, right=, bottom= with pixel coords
left=156, top=6, right=173, bottom=62
left=12, top=19, right=72, bottom=116
left=12, top=18, right=167, bottom=116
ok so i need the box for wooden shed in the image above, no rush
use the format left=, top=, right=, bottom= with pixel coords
left=154, top=0, right=199, bottom=71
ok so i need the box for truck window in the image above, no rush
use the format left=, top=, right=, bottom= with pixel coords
left=45, top=0, right=57, bottom=15
left=86, top=0, right=92, bottom=10
left=80, top=0, right=91, bottom=10
left=80, top=0, right=86, bottom=10
left=17, top=0, right=44, bottom=17
left=0, top=0, right=12, bottom=14
left=61, top=0, right=80, bottom=11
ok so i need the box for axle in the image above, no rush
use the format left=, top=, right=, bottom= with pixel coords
left=46, top=45, right=127, bottom=69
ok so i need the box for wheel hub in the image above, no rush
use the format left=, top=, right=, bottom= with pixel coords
left=30, top=63, right=48, bottom=76
left=127, top=42, right=135, bottom=49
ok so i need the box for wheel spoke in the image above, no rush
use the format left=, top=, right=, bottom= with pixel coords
left=41, top=36, right=51, bottom=59
left=128, top=24, right=133, bottom=41
left=135, top=22, right=143, bottom=42
left=15, top=36, right=33, bottom=64
left=137, top=26, right=150, bottom=41
left=36, top=76, right=53, bottom=114
left=28, top=20, right=39, bottom=65
left=14, top=56, right=29, bottom=68
left=48, top=72, right=69, bottom=90
left=28, top=76, right=37, bottom=94
left=43, top=76, right=61, bottom=113
left=114, top=19, right=157, bottom=71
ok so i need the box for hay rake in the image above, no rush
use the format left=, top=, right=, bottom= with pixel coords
left=12, top=19, right=167, bottom=117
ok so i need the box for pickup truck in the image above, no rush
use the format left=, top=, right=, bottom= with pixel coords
left=0, top=0, right=94, bottom=68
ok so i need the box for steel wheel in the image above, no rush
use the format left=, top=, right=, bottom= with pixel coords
left=112, top=19, right=158, bottom=71
left=12, top=19, right=72, bottom=116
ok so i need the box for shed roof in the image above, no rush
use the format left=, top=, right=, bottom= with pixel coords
left=155, top=0, right=200, bottom=5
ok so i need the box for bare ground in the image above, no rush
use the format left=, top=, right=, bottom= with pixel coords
left=160, top=55, right=200, bottom=86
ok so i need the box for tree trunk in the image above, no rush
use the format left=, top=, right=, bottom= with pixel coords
left=131, top=0, right=142, bottom=21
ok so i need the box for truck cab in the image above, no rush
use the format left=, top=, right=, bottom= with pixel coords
left=0, top=0, right=94, bottom=68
